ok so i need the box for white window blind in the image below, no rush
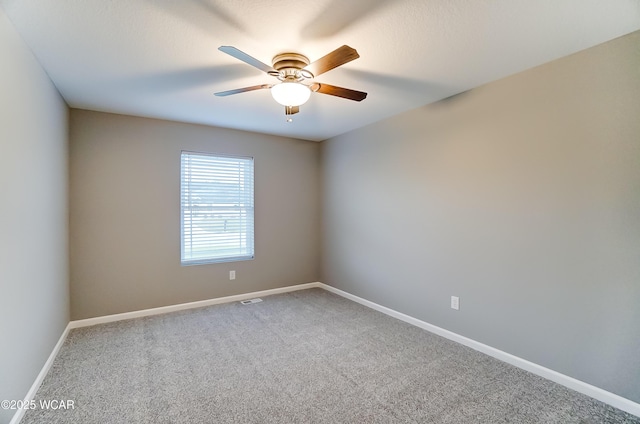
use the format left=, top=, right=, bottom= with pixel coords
left=181, top=152, right=254, bottom=265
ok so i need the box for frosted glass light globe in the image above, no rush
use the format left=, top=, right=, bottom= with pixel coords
left=271, top=82, right=311, bottom=106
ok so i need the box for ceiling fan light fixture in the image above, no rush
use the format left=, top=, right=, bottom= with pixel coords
left=271, top=82, right=311, bottom=106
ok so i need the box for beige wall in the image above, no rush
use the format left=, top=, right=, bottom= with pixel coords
left=0, top=8, right=69, bottom=423
left=69, top=110, right=320, bottom=320
left=321, top=31, right=640, bottom=402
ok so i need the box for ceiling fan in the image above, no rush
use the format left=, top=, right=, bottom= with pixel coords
left=214, top=45, right=367, bottom=118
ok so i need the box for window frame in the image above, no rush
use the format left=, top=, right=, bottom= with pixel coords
left=180, top=150, right=255, bottom=266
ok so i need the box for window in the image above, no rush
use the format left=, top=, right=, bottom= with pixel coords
left=181, top=151, right=254, bottom=265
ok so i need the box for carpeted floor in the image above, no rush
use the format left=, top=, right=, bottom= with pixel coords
left=22, top=288, right=640, bottom=423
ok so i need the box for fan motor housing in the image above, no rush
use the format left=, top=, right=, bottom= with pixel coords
left=272, top=53, right=310, bottom=71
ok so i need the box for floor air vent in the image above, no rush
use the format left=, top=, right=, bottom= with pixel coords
left=240, top=298, right=263, bottom=305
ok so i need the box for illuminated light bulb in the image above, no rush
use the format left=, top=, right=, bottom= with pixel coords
left=271, top=82, right=311, bottom=106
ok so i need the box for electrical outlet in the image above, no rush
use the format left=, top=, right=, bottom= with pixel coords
left=229, top=270, right=236, bottom=280
left=451, top=296, right=459, bottom=310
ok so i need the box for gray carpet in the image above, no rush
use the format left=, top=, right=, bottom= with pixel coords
left=22, top=288, right=640, bottom=423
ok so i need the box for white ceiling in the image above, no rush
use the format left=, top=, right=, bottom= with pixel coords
left=1, top=0, right=639, bottom=141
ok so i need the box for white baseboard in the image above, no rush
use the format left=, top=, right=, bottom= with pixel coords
left=69, top=282, right=322, bottom=329
left=318, top=283, right=640, bottom=418
left=10, top=323, right=71, bottom=424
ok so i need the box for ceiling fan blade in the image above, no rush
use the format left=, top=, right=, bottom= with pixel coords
left=218, top=46, right=275, bottom=74
left=285, top=106, right=299, bottom=115
left=304, top=45, right=360, bottom=77
left=311, top=83, right=367, bottom=101
left=214, top=84, right=272, bottom=96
